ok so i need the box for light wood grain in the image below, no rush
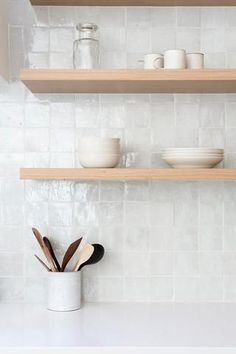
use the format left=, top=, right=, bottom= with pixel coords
left=20, top=168, right=236, bottom=181
left=20, top=69, right=236, bottom=94
left=30, top=0, right=236, bottom=5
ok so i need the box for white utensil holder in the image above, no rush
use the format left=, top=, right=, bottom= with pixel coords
left=47, top=272, right=81, bottom=312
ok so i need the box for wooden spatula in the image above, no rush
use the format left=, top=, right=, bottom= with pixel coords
left=34, top=254, right=51, bottom=272
left=78, top=244, right=105, bottom=271
left=73, top=244, right=94, bottom=272
left=61, top=237, right=83, bottom=272
left=43, top=237, right=61, bottom=272
left=32, top=227, right=57, bottom=272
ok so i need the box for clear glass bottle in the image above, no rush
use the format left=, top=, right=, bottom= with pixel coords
left=73, top=23, right=99, bottom=69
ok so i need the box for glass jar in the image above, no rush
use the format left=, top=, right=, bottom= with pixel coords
left=73, top=23, right=99, bottom=69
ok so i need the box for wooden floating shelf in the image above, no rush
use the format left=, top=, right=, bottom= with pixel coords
left=20, top=168, right=236, bottom=181
left=30, top=0, right=236, bottom=6
left=20, top=69, right=236, bottom=94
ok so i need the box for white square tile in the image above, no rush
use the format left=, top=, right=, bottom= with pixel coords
left=176, top=28, right=201, bottom=52
left=200, top=103, right=225, bottom=127
left=224, top=227, right=236, bottom=250
left=149, top=227, right=174, bottom=251
left=151, top=8, right=176, bottom=27
left=50, top=128, right=75, bottom=152
left=174, top=227, right=198, bottom=251
left=50, top=28, right=74, bottom=53
left=199, top=226, right=223, bottom=251
left=125, top=202, right=148, bottom=226
left=201, top=8, right=226, bottom=28
left=125, top=226, right=149, bottom=251
left=174, top=252, right=199, bottom=276
left=25, top=128, right=49, bottom=152
left=174, top=277, right=198, bottom=301
left=149, top=277, right=173, bottom=301
left=199, top=252, right=223, bottom=275
left=223, top=252, right=236, bottom=275
left=124, top=277, right=150, bottom=301
left=99, top=202, right=124, bottom=226
left=197, top=277, right=223, bottom=301
left=149, top=201, right=174, bottom=226
left=177, top=7, right=200, bottom=27
left=31, top=27, right=49, bottom=52
left=149, top=252, right=173, bottom=276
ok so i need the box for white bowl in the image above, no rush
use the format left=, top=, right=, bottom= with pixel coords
left=162, top=155, right=224, bottom=169
left=79, top=146, right=121, bottom=153
left=79, top=138, right=120, bottom=146
left=79, top=153, right=120, bottom=168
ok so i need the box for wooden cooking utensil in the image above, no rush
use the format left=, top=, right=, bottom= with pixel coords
left=78, top=243, right=105, bottom=271
left=34, top=254, right=51, bottom=272
left=43, top=237, right=61, bottom=272
left=32, top=227, right=57, bottom=272
left=73, top=244, right=94, bottom=272
left=61, top=237, right=83, bottom=272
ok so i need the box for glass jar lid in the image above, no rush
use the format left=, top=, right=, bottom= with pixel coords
left=76, top=23, right=98, bottom=32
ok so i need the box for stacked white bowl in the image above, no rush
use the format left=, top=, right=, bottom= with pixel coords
left=78, top=138, right=121, bottom=168
left=161, top=148, right=224, bottom=169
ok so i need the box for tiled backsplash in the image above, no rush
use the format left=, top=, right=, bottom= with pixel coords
left=1, top=0, right=236, bottom=303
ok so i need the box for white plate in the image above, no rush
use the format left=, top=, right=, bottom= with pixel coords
left=162, top=155, right=224, bottom=169
left=162, top=154, right=224, bottom=158
left=162, top=148, right=224, bottom=153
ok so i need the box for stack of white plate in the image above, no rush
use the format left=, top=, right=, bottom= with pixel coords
left=161, top=148, right=224, bottom=169
left=78, top=138, right=121, bottom=168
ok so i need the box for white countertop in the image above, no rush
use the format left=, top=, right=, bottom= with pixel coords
left=1, top=302, right=236, bottom=353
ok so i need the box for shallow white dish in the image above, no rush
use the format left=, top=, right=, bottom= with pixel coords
left=79, top=153, right=120, bottom=168
left=162, top=148, right=224, bottom=154
left=162, top=153, right=224, bottom=157
left=162, top=147, right=224, bottom=151
left=162, top=155, right=224, bottom=169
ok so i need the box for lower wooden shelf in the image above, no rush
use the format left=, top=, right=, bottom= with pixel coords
left=20, top=168, right=236, bottom=181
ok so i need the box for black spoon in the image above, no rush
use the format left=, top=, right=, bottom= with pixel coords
left=43, top=237, right=61, bottom=272
left=78, top=243, right=105, bottom=271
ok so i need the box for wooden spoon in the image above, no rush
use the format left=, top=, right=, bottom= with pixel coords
left=32, top=228, right=57, bottom=272
left=73, top=244, right=94, bottom=272
left=43, top=237, right=61, bottom=272
left=34, top=254, right=51, bottom=272
left=78, top=244, right=105, bottom=271
left=61, top=237, right=83, bottom=272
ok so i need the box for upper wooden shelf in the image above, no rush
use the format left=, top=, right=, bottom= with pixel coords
left=30, top=0, right=236, bottom=6
left=20, top=69, right=236, bottom=94
left=20, top=168, right=236, bottom=181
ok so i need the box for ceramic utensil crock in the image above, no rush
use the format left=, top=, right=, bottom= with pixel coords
left=47, top=272, right=81, bottom=312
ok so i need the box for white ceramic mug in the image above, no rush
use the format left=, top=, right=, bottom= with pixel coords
left=144, top=53, right=164, bottom=69
left=164, top=49, right=186, bottom=69
left=47, top=272, right=81, bottom=312
left=186, top=53, right=204, bottom=69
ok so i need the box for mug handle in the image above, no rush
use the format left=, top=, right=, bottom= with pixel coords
left=153, top=57, right=163, bottom=69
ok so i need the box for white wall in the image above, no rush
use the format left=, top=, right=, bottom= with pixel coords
left=1, top=1, right=236, bottom=303
left=0, top=0, right=9, bottom=81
